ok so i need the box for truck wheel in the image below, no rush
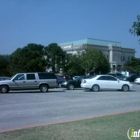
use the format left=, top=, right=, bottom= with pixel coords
left=0, top=85, right=9, bottom=93
left=40, top=85, right=48, bottom=92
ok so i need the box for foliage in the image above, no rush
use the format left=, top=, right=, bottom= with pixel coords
left=130, top=15, right=140, bottom=43
left=9, top=43, right=46, bottom=75
left=66, top=46, right=110, bottom=75
left=80, top=47, right=110, bottom=75
left=125, top=57, right=140, bottom=74
left=66, top=54, right=85, bottom=76
left=44, top=43, right=67, bottom=73
left=0, top=55, right=11, bottom=76
left=130, top=15, right=140, bottom=36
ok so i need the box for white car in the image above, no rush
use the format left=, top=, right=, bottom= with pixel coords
left=134, top=78, right=140, bottom=84
left=81, top=75, right=133, bottom=92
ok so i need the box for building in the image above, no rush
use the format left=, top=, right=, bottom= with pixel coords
left=59, top=38, right=135, bottom=73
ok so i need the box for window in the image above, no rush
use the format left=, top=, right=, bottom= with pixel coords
left=116, top=73, right=122, bottom=76
left=27, top=74, right=35, bottom=80
left=38, top=73, right=56, bottom=79
left=106, top=76, right=117, bottom=81
left=107, top=55, right=109, bottom=59
left=14, top=74, right=25, bottom=80
left=97, top=76, right=106, bottom=80
left=123, top=56, right=125, bottom=61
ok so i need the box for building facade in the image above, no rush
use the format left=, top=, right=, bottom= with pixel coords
left=59, top=38, right=135, bottom=73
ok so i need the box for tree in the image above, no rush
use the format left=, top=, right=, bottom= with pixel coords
left=44, top=43, right=67, bottom=73
left=130, top=15, right=140, bottom=42
left=79, top=47, right=110, bottom=75
left=125, top=57, right=140, bottom=74
left=66, top=54, right=85, bottom=76
left=9, top=43, right=46, bottom=75
left=66, top=46, right=110, bottom=75
left=0, top=55, right=10, bottom=76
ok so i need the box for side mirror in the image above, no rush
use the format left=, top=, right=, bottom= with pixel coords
left=118, top=79, right=120, bottom=83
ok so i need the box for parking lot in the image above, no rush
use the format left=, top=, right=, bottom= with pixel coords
left=0, top=84, right=140, bottom=132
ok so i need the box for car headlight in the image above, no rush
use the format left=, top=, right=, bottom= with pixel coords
left=63, top=81, right=67, bottom=85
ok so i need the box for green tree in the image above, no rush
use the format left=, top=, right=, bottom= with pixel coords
left=66, top=46, right=110, bottom=75
left=79, top=47, right=110, bottom=75
left=0, top=55, right=10, bottom=76
left=130, top=15, right=140, bottom=42
left=44, top=43, right=67, bottom=73
left=9, top=43, right=46, bottom=75
left=125, top=57, right=140, bottom=74
left=66, top=54, right=85, bottom=76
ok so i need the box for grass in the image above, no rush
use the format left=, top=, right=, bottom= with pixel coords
left=0, top=111, right=140, bottom=140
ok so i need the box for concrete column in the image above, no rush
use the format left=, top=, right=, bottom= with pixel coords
left=109, top=46, right=113, bottom=63
left=108, top=45, right=113, bottom=72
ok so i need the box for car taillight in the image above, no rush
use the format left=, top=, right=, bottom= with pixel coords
left=83, top=80, right=86, bottom=83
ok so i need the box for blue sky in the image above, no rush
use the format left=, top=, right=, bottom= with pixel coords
left=0, top=0, right=140, bottom=57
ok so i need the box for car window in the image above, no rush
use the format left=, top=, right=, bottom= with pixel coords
left=97, top=76, right=106, bottom=80
left=106, top=76, right=117, bottom=81
left=108, top=74, right=116, bottom=76
left=116, top=73, right=122, bottom=76
left=14, top=74, right=25, bottom=80
left=38, top=73, right=56, bottom=79
left=27, top=74, right=35, bottom=80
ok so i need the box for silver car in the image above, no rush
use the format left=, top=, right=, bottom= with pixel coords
left=0, top=72, right=58, bottom=93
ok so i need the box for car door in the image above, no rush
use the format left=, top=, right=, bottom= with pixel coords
left=25, top=73, right=38, bottom=89
left=96, top=76, right=109, bottom=89
left=10, top=74, right=26, bottom=90
left=106, top=76, right=120, bottom=89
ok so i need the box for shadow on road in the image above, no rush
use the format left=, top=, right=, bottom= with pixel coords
left=1, top=89, right=66, bottom=94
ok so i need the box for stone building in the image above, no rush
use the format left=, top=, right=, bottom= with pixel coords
left=59, top=38, right=135, bottom=73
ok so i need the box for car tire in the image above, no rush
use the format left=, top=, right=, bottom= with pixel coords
left=67, top=84, right=74, bottom=90
left=0, top=85, right=9, bottom=93
left=122, top=85, right=129, bottom=92
left=40, top=85, right=48, bottom=92
left=92, top=84, right=100, bottom=92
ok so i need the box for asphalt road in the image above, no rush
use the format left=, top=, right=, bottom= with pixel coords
left=0, top=84, right=140, bottom=132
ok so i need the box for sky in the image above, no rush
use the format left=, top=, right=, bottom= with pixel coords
left=0, top=0, right=140, bottom=57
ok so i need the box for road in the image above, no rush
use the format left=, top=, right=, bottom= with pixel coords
left=0, top=84, right=140, bottom=132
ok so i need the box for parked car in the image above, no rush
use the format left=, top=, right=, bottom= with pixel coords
left=134, top=78, right=140, bottom=84
left=107, top=73, right=126, bottom=80
left=57, top=76, right=66, bottom=87
left=57, top=75, right=72, bottom=81
left=81, top=75, right=133, bottom=92
left=0, top=76, right=10, bottom=81
left=73, top=76, right=80, bottom=80
left=0, top=72, right=58, bottom=93
left=61, top=75, right=93, bottom=90
left=124, top=74, right=140, bottom=82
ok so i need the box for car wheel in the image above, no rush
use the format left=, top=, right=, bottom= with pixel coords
left=40, top=85, right=48, bottom=92
left=122, top=85, right=129, bottom=92
left=92, top=84, right=100, bottom=92
left=67, top=84, right=74, bottom=90
left=0, top=85, right=9, bottom=93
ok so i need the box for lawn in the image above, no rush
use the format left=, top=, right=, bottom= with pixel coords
left=0, top=111, right=140, bottom=140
